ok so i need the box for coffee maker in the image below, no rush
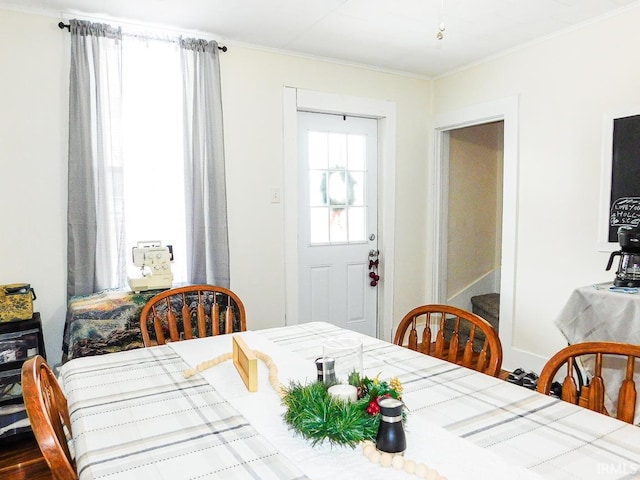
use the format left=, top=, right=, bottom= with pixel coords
left=606, top=226, right=640, bottom=287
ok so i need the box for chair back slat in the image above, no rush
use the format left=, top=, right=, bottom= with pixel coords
left=476, top=343, right=489, bottom=372
left=140, top=285, right=246, bottom=347
left=559, top=358, right=579, bottom=404
left=561, top=375, right=579, bottom=404
left=447, top=317, right=460, bottom=364
left=420, top=323, right=431, bottom=355
left=393, top=304, right=502, bottom=377
left=586, top=355, right=605, bottom=413
left=167, top=299, right=180, bottom=342
left=408, top=323, right=418, bottom=350
left=617, top=356, right=637, bottom=424
left=462, top=337, right=474, bottom=366
left=182, top=295, right=193, bottom=340
left=43, top=372, right=72, bottom=463
left=462, top=324, right=476, bottom=367
left=537, top=341, right=640, bottom=424
left=22, top=355, right=77, bottom=480
left=588, top=375, right=605, bottom=413
left=152, top=305, right=166, bottom=345
left=197, top=291, right=208, bottom=337
left=225, top=305, right=234, bottom=334
left=434, top=325, right=446, bottom=358
left=211, top=301, right=220, bottom=335
left=419, top=313, right=428, bottom=354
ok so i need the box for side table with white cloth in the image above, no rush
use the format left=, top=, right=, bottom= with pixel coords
left=555, top=282, right=640, bottom=346
left=59, top=322, right=640, bottom=480
left=555, top=282, right=640, bottom=423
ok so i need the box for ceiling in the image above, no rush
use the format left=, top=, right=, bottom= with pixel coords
left=3, top=0, right=639, bottom=77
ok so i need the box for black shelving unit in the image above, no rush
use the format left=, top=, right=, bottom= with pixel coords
left=0, top=312, right=46, bottom=443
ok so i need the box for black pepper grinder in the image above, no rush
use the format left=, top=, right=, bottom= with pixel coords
left=375, top=397, right=406, bottom=454
left=315, top=357, right=336, bottom=384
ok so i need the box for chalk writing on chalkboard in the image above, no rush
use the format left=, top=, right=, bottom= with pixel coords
left=610, top=197, right=640, bottom=227
left=606, top=114, right=640, bottom=243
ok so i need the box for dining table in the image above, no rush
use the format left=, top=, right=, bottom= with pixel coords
left=59, top=321, right=640, bottom=480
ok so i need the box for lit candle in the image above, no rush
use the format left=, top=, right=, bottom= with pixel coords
left=328, top=384, right=358, bottom=403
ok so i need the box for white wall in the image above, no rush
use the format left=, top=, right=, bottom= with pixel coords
left=221, top=46, right=431, bottom=336
left=433, top=5, right=640, bottom=367
left=0, top=8, right=431, bottom=365
left=0, top=10, right=68, bottom=366
left=10, top=3, right=632, bottom=371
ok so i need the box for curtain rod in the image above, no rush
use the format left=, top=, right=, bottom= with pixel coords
left=57, top=22, right=228, bottom=52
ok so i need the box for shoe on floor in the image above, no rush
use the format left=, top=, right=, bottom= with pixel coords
left=507, top=367, right=526, bottom=385
left=522, top=371, right=539, bottom=390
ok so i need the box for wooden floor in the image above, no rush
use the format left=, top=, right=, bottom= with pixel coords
left=0, top=434, right=53, bottom=480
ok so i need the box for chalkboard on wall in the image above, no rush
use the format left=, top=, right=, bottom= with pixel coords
left=607, top=114, right=640, bottom=243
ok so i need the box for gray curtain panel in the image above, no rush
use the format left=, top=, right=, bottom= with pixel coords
left=180, top=39, right=230, bottom=288
left=67, top=20, right=126, bottom=297
left=67, top=21, right=229, bottom=296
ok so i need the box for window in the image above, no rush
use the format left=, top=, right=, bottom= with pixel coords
left=68, top=20, right=228, bottom=295
left=307, top=131, right=367, bottom=244
left=121, top=37, right=187, bottom=283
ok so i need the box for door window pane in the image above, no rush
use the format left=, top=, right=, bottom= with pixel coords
left=307, top=130, right=367, bottom=245
left=348, top=207, right=366, bottom=241
left=308, top=131, right=328, bottom=169
left=310, top=207, right=329, bottom=243
left=350, top=171, right=364, bottom=206
left=328, top=133, right=347, bottom=169
left=328, top=170, right=348, bottom=207
left=348, top=134, right=366, bottom=170
left=330, top=207, right=348, bottom=242
left=310, top=171, right=327, bottom=206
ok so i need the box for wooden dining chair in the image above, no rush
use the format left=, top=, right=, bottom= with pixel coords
left=393, top=304, right=503, bottom=377
left=139, top=284, right=246, bottom=346
left=537, top=341, right=640, bottom=424
left=21, top=355, right=77, bottom=480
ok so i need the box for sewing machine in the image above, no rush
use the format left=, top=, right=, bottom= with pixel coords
left=128, top=241, right=174, bottom=293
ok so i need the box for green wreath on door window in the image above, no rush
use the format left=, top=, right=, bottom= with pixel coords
left=320, top=168, right=356, bottom=208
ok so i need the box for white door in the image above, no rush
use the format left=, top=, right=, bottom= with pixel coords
left=297, top=111, right=378, bottom=337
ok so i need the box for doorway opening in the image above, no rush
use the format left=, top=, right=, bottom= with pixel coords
left=446, top=122, right=503, bottom=331
left=432, top=96, right=519, bottom=369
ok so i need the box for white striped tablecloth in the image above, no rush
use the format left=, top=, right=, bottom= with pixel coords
left=256, top=322, right=640, bottom=480
left=60, top=322, right=640, bottom=480
left=60, top=346, right=309, bottom=480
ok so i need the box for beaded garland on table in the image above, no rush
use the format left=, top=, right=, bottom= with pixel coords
left=183, top=350, right=285, bottom=396
left=360, top=440, right=448, bottom=479
left=183, top=351, right=449, bottom=480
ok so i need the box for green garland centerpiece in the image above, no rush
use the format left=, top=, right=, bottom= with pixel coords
left=281, top=373, right=404, bottom=448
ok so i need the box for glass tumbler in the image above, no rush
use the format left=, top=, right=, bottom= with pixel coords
left=322, top=336, right=363, bottom=386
